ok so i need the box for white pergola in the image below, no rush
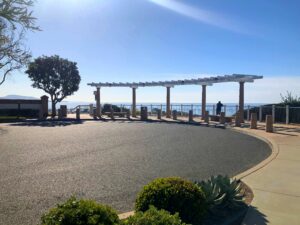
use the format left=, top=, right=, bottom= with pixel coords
left=87, top=74, right=263, bottom=120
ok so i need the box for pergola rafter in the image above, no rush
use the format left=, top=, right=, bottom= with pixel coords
left=87, top=74, right=262, bottom=88
left=88, top=74, right=263, bottom=120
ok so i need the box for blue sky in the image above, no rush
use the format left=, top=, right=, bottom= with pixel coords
left=1, top=0, right=300, bottom=103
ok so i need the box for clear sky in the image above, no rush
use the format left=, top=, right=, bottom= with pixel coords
left=1, top=0, right=300, bottom=103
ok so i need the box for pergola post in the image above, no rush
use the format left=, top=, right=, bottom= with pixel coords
left=132, top=87, right=137, bottom=117
left=201, top=85, right=206, bottom=120
left=239, top=82, right=245, bottom=123
left=95, top=87, right=101, bottom=118
left=166, top=86, right=172, bottom=118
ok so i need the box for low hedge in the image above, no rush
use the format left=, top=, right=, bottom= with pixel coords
left=0, top=109, right=39, bottom=118
left=41, top=197, right=120, bottom=225
left=123, top=206, right=186, bottom=225
left=135, top=177, right=207, bottom=224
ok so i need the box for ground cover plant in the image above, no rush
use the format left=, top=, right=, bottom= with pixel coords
left=123, top=206, right=186, bottom=225
left=41, top=196, right=119, bottom=225
left=135, top=177, right=206, bottom=224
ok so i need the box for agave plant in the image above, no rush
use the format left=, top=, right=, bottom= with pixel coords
left=195, top=175, right=246, bottom=215
left=195, top=178, right=225, bottom=213
left=212, top=175, right=245, bottom=209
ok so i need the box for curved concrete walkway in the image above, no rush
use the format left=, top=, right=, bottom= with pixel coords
left=234, top=126, right=300, bottom=225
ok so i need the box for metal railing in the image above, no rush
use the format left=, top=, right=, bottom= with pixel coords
left=118, top=104, right=247, bottom=117
left=70, top=105, right=91, bottom=113
left=69, top=103, right=300, bottom=124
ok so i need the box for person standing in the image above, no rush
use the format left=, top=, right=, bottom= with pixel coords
left=216, top=101, right=223, bottom=115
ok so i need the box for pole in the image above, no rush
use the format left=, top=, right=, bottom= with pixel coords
left=166, top=86, right=171, bottom=118
left=239, top=82, right=245, bottom=123
left=286, top=105, right=289, bottom=124
left=201, top=85, right=206, bottom=119
left=132, top=87, right=137, bottom=117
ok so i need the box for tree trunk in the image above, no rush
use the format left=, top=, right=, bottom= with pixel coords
left=52, top=101, right=56, bottom=118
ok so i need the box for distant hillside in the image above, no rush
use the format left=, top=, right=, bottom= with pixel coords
left=0, top=95, right=38, bottom=100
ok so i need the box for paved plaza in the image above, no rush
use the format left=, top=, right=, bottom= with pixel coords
left=0, top=121, right=271, bottom=225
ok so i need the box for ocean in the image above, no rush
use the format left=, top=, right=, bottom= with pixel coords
left=64, top=102, right=265, bottom=116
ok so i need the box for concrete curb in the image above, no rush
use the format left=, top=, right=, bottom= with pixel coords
left=231, top=128, right=279, bottom=180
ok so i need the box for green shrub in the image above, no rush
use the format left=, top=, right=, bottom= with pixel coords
left=41, top=196, right=120, bottom=225
left=135, top=177, right=206, bottom=224
left=0, top=109, right=39, bottom=118
left=195, top=175, right=245, bottom=216
left=124, top=206, right=186, bottom=225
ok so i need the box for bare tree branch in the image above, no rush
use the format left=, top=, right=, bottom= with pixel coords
left=0, top=0, right=39, bottom=86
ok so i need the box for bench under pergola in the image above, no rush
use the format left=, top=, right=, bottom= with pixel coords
left=87, top=74, right=263, bottom=121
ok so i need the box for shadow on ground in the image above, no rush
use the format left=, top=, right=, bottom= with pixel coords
left=242, top=206, right=268, bottom=225
left=100, top=118, right=227, bottom=129
left=240, top=123, right=299, bottom=136
left=8, top=120, right=84, bottom=127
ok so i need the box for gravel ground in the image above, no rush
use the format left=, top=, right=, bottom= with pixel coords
left=0, top=121, right=271, bottom=225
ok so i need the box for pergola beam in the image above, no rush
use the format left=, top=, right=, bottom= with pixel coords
left=87, top=74, right=262, bottom=88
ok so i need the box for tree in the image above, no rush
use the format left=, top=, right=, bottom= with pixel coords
left=0, top=0, right=39, bottom=86
left=26, top=55, right=81, bottom=117
left=280, top=91, right=300, bottom=106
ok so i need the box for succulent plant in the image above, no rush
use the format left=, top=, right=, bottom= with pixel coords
left=195, top=175, right=246, bottom=216
left=213, top=175, right=245, bottom=209
left=195, top=179, right=225, bottom=213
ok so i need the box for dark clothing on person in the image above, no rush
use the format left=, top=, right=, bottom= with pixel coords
left=216, top=102, right=223, bottom=115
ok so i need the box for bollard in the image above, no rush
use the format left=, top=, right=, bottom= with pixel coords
left=286, top=105, right=289, bottom=124
left=172, top=110, right=177, bottom=120
left=250, top=113, right=257, bottom=129
left=58, top=109, right=63, bottom=119
left=127, top=110, right=131, bottom=119
left=204, top=111, right=209, bottom=124
left=141, top=107, right=148, bottom=121
left=93, top=108, right=97, bottom=119
left=235, top=111, right=241, bottom=127
left=247, top=109, right=250, bottom=121
left=60, top=105, right=67, bottom=117
left=157, top=109, right=162, bottom=120
left=110, top=108, right=114, bottom=120
left=220, top=112, right=225, bottom=124
left=180, top=104, right=183, bottom=116
left=272, top=105, right=275, bottom=124
left=76, top=108, right=80, bottom=120
left=266, top=115, right=273, bottom=132
left=188, top=110, right=193, bottom=122
left=89, top=104, right=94, bottom=116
